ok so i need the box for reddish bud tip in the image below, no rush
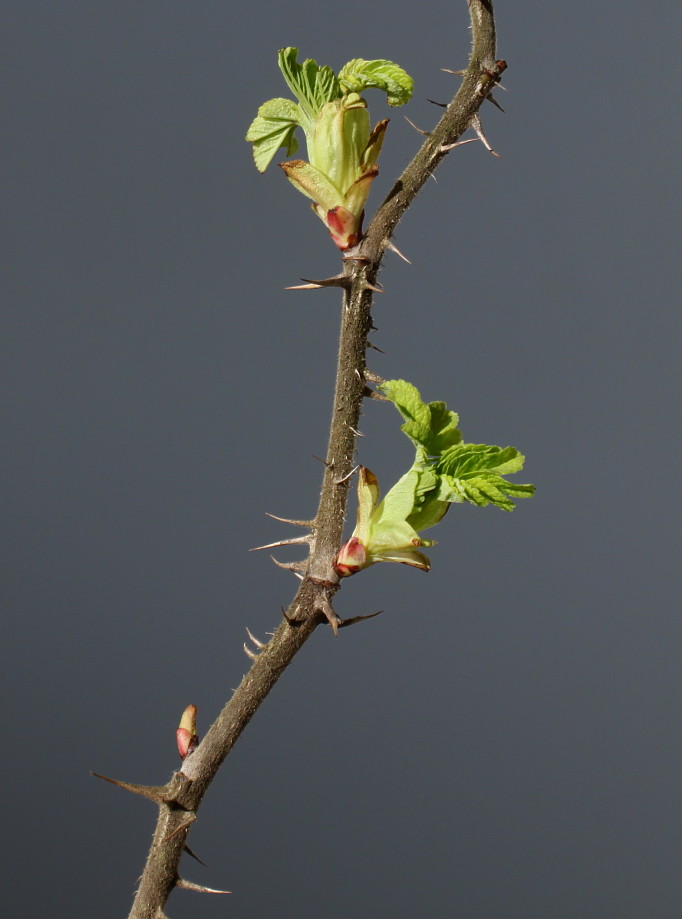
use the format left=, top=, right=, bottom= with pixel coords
left=326, top=206, right=361, bottom=250
left=177, top=704, right=199, bottom=759
left=334, top=536, right=367, bottom=577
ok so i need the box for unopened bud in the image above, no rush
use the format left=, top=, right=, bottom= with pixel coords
left=334, top=536, right=368, bottom=577
left=176, top=704, right=199, bottom=759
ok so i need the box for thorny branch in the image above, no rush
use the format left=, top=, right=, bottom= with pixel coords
left=107, top=3, right=502, bottom=916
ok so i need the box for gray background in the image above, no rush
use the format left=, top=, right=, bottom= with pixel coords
left=3, top=2, right=681, bottom=917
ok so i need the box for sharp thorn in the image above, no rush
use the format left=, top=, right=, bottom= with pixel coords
left=441, top=68, right=465, bottom=76
left=318, top=595, right=341, bottom=636
left=285, top=282, right=325, bottom=290
left=334, top=464, right=359, bottom=486
left=244, top=643, right=259, bottom=661
left=367, top=341, right=385, bottom=353
left=368, top=389, right=389, bottom=401
left=250, top=535, right=311, bottom=551
left=347, top=424, right=363, bottom=437
left=486, top=93, right=505, bottom=112
left=427, top=98, right=448, bottom=108
left=338, top=610, right=384, bottom=628
left=265, top=512, right=315, bottom=528
left=270, top=556, right=305, bottom=577
left=311, top=454, right=331, bottom=467
left=385, top=240, right=411, bottom=263
left=364, top=369, right=385, bottom=384
left=286, top=273, right=350, bottom=291
left=470, top=113, right=501, bottom=157
left=363, top=281, right=384, bottom=293
left=438, top=138, right=478, bottom=153
left=184, top=844, right=207, bottom=867
left=404, top=115, right=430, bottom=136
left=176, top=878, right=231, bottom=895
left=91, top=772, right=165, bottom=804
left=245, top=627, right=265, bottom=649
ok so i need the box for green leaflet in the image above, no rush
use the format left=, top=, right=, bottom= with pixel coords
left=338, top=58, right=414, bottom=106
left=277, top=47, right=342, bottom=125
left=245, top=98, right=301, bottom=173
left=381, top=379, right=535, bottom=513
left=380, top=379, right=461, bottom=455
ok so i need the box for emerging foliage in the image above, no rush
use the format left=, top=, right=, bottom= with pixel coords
left=335, top=380, right=534, bottom=576
left=246, top=48, right=413, bottom=248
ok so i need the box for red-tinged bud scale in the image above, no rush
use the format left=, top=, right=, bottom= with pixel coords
left=176, top=704, right=199, bottom=759
left=334, top=535, right=368, bottom=577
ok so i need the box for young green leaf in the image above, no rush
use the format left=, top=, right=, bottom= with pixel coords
left=436, top=445, right=534, bottom=510
left=338, top=59, right=414, bottom=106
left=245, top=98, right=302, bottom=173
left=380, top=379, right=461, bottom=455
left=277, top=47, right=341, bottom=124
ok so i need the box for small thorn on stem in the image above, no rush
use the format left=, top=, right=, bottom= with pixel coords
left=176, top=878, right=231, bottom=895
left=244, top=643, right=259, bottom=661
left=367, top=340, right=385, bottom=353
left=285, top=273, right=350, bottom=291
left=91, top=772, right=165, bottom=804
left=347, top=424, right=363, bottom=437
left=385, top=240, right=411, bottom=264
left=427, top=98, right=448, bottom=108
left=265, top=512, right=315, bottom=528
left=250, top=534, right=311, bottom=552
left=364, top=369, right=385, bottom=384
left=270, top=556, right=305, bottom=577
left=183, top=844, right=207, bottom=867
left=245, top=627, right=265, bottom=649
left=319, top=595, right=341, bottom=636
left=338, top=610, right=384, bottom=629
left=404, top=115, right=431, bottom=136
left=438, top=138, right=478, bottom=153
left=311, top=454, right=331, bottom=467
left=333, top=464, right=359, bottom=486
left=470, top=113, right=501, bottom=157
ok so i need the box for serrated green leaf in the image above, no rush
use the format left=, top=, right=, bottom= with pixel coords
left=380, top=379, right=461, bottom=455
left=277, top=47, right=340, bottom=125
left=338, top=58, right=414, bottom=106
left=425, top=401, right=462, bottom=453
left=245, top=98, right=302, bottom=172
left=438, top=444, right=525, bottom=479
left=438, top=471, right=535, bottom=511
left=380, top=379, right=433, bottom=446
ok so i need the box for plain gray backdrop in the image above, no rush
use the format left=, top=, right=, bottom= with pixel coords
left=3, top=2, right=681, bottom=917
